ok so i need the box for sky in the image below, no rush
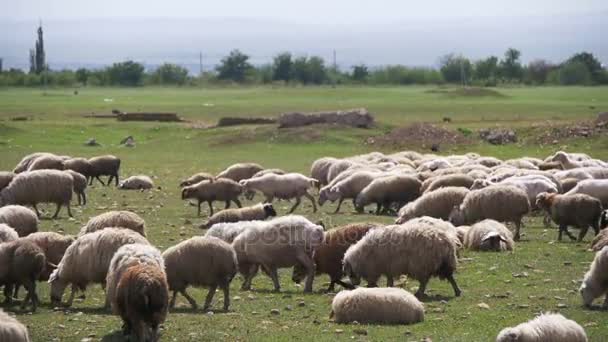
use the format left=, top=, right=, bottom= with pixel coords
left=1, top=0, right=607, bottom=71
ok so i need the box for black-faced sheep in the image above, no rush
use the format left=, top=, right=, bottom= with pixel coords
left=292, top=222, right=379, bottom=292
left=580, top=246, right=608, bottom=309
left=80, top=210, right=146, bottom=237
left=0, top=239, right=46, bottom=311
left=119, top=175, right=154, bottom=190
left=88, top=155, right=121, bottom=186
left=396, top=187, right=470, bottom=224
left=463, top=219, right=514, bottom=251
left=199, top=203, right=276, bottom=229
left=0, top=170, right=73, bottom=219
left=216, top=162, right=263, bottom=182
left=496, top=313, right=587, bottom=342
left=239, top=173, right=317, bottom=213
left=163, top=236, right=237, bottom=311
left=354, top=175, right=421, bottom=215
left=0, top=205, right=39, bottom=237
left=0, top=310, right=31, bottom=342
left=181, top=178, right=243, bottom=216
left=330, top=287, right=424, bottom=325
left=536, top=192, right=602, bottom=242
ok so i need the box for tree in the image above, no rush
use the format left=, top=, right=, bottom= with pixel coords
left=526, top=59, right=554, bottom=84
left=558, top=61, right=591, bottom=85
left=307, top=56, right=327, bottom=84
left=351, top=64, right=369, bottom=82
left=272, top=52, right=293, bottom=82
left=473, top=56, right=498, bottom=80
left=75, top=68, right=89, bottom=85
left=106, top=60, right=145, bottom=86
left=499, top=48, right=523, bottom=82
left=292, top=56, right=310, bottom=84
left=29, top=24, right=46, bottom=74
left=0, top=58, right=3, bottom=73
left=566, top=52, right=604, bottom=84
left=216, top=50, right=252, bottom=82
left=439, top=54, right=472, bottom=84
left=153, top=63, right=189, bottom=85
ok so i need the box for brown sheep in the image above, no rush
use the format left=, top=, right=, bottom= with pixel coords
left=536, top=192, right=603, bottom=242
left=0, top=239, right=47, bottom=311
left=181, top=178, right=243, bottom=216
left=88, top=155, right=121, bottom=186
left=179, top=172, right=215, bottom=188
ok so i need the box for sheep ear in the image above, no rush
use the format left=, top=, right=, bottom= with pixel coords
left=316, top=220, right=326, bottom=230
left=48, top=269, right=59, bottom=283
left=47, top=261, right=58, bottom=270
left=239, top=180, right=246, bottom=185
left=498, top=235, right=508, bottom=243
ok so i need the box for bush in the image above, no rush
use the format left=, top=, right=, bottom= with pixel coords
left=559, top=61, right=591, bottom=85
left=439, top=54, right=472, bottom=84
left=150, top=63, right=189, bottom=85
left=106, top=60, right=145, bottom=86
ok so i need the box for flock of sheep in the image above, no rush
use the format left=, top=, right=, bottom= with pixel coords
left=1, top=150, right=608, bottom=341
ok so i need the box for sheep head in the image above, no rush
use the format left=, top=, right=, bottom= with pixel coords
left=448, top=205, right=465, bottom=226
left=480, top=232, right=507, bottom=251
left=551, top=151, right=570, bottom=164
left=600, top=210, right=608, bottom=230
left=48, top=269, right=69, bottom=306
left=342, top=260, right=361, bottom=286
left=180, top=187, right=193, bottom=200
left=496, top=328, right=520, bottom=342
left=262, top=203, right=277, bottom=217
left=534, top=192, right=554, bottom=210
left=470, top=179, right=489, bottom=190
left=579, top=280, right=601, bottom=308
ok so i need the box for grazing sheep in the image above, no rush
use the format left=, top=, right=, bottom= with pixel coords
left=504, top=158, right=539, bottom=170
left=199, top=203, right=276, bottom=229
left=0, top=205, right=39, bottom=237
left=179, top=172, right=215, bottom=187
left=463, top=219, right=514, bottom=251
left=566, top=179, right=608, bottom=207
left=0, top=224, right=18, bottom=243
left=13, top=152, right=54, bottom=173
left=239, top=173, right=317, bottom=213
left=552, top=151, right=599, bottom=169
left=292, top=222, right=379, bottom=292
left=181, top=178, right=243, bottom=216
left=88, top=155, right=121, bottom=186
left=119, top=175, right=154, bottom=190
left=80, top=210, right=146, bottom=237
left=65, top=170, right=87, bottom=206
left=27, top=154, right=65, bottom=171
left=106, top=244, right=168, bottom=341
left=354, top=175, right=421, bottom=215
left=471, top=176, right=558, bottom=209
left=0, top=310, right=31, bottom=342
left=49, top=228, right=149, bottom=307
left=326, top=159, right=358, bottom=183
left=553, top=169, right=593, bottom=182
left=319, top=171, right=379, bottom=213
left=590, top=228, right=608, bottom=252
left=474, top=156, right=503, bottom=168
left=0, top=170, right=73, bottom=219
left=560, top=178, right=579, bottom=193
left=449, top=185, right=530, bottom=241
left=580, top=246, right=608, bottom=309
left=251, top=168, right=286, bottom=178
left=424, top=174, right=474, bottom=193
left=496, top=313, right=587, bottom=342
left=396, top=187, right=470, bottom=224
left=64, top=158, right=93, bottom=182
left=330, top=287, right=424, bottom=325
left=536, top=192, right=602, bottom=242
left=310, top=157, right=338, bottom=188
left=0, top=171, right=15, bottom=191
left=23, top=232, right=75, bottom=280
left=163, top=236, right=237, bottom=311
left=343, top=218, right=461, bottom=297
left=216, top=162, right=264, bottom=182
left=204, top=220, right=266, bottom=244
left=0, top=239, right=46, bottom=311
left=232, top=215, right=324, bottom=293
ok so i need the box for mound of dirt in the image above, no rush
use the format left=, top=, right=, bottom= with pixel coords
left=278, top=108, right=374, bottom=129
left=367, top=123, right=471, bottom=149
left=533, top=120, right=607, bottom=145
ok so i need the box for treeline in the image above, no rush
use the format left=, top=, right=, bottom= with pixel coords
left=0, top=48, right=606, bottom=87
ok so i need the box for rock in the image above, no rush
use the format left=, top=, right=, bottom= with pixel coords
left=84, top=138, right=99, bottom=146
left=297, top=301, right=306, bottom=307
left=477, top=303, right=490, bottom=310
left=479, top=128, right=517, bottom=145
left=270, top=309, right=280, bottom=315
left=556, top=303, right=568, bottom=308
left=335, top=329, right=344, bottom=334
left=353, top=329, right=368, bottom=335
left=120, top=136, right=135, bottom=147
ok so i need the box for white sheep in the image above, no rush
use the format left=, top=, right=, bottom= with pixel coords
left=13, top=152, right=55, bottom=173
left=239, top=173, right=317, bottom=213
left=580, top=246, right=608, bottom=309
left=0, top=223, right=18, bottom=243
left=330, top=287, right=424, bottom=324
left=204, top=220, right=266, bottom=243
left=0, top=171, right=15, bottom=191
left=232, top=215, right=324, bottom=293
left=343, top=218, right=461, bottom=297
left=216, top=162, right=264, bottom=182
left=463, top=219, right=514, bottom=251
left=319, top=170, right=380, bottom=213
left=310, top=157, right=339, bottom=188
left=118, top=175, right=155, bottom=190
left=0, top=310, right=31, bottom=342
left=565, top=179, right=608, bottom=208
left=396, top=187, right=470, bottom=224
left=471, top=176, right=558, bottom=209
left=354, top=175, right=421, bottom=214
left=0, top=205, right=39, bottom=237
left=26, top=154, right=65, bottom=171
left=163, top=236, right=237, bottom=311
left=79, top=210, right=146, bottom=237
left=49, top=227, right=149, bottom=307
left=0, top=169, right=73, bottom=218
left=199, top=203, right=276, bottom=229
left=496, top=313, right=587, bottom=342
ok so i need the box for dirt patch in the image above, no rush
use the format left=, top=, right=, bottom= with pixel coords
left=367, top=123, right=471, bottom=149
left=532, top=120, right=608, bottom=145
left=209, top=124, right=332, bottom=147
left=217, top=117, right=277, bottom=127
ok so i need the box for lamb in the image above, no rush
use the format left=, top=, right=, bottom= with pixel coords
left=232, top=215, right=324, bottom=293
left=88, top=155, right=121, bottom=186
left=319, top=170, right=379, bottom=213
left=204, top=220, right=266, bottom=243
left=344, top=219, right=461, bottom=297
left=23, top=232, right=75, bottom=280
left=65, top=170, right=88, bottom=205
left=181, top=178, right=243, bottom=216
left=566, top=179, right=608, bottom=207
left=0, top=224, right=18, bottom=243
left=64, top=157, right=93, bottom=182
left=163, top=236, right=237, bottom=311
left=310, top=157, right=339, bottom=188
left=496, top=313, right=587, bottom=342
left=13, top=152, right=55, bottom=173
left=0, top=205, right=39, bottom=237
left=580, top=246, right=608, bottom=309
left=119, top=175, right=154, bottom=190
left=0, top=171, right=15, bottom=191
left=106, top=244, right=168, bottom=341
left=463, top=219, right=514, bottom=251
left=49, top=227, right=150, bottom=307
left=423, top=174, right=474, bottom=193
left=0, top=239, right=46, bottom=311
left=396, top=187, right=470, bottom=224
left=449, top=185, right=530, bottom=241
left=239, top=173, right=317, bottom=213
left=216, top=162, right=264, bottom=182
left=291, top=222, right=379, bottom=292
left=79, top=210, right=146, bottom=237
left=179, top=172, right=215, bottom=187
left=0, top=170, right=73, bottom=219
left=26, top=154, right=65, bottom=171
left=0, top=310, right=31, bottom=342
left=199, top=203, right=276, bottom=229
left=330, top=287, right=424, bottom=325
left=536, top=192, right=602, bottom=242
left=354, top=175, right=421, bottom=215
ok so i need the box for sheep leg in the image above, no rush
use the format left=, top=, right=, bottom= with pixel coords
left=415, top=278, right=429, bottom=298
left=602, top=295, right=608, bottom=309
left=180, top=289, right=198, bottom=309
left=52, top=203, right=62, bottom=219
left=12, top=285, right=21, bottom=299
left=233, top=198, right=242, bottom=208
left=66, top=285, right=78, bottom=307
left=543, top=214, right=552, bottom=228
left=169, top=291, right=178, bottom=308
left=95, top=176, right=105, bottom=186
left=375, top=203, right=382, bottom=215
left=114, top=173, right=119, bottom=187
left=222, top=285, right=230, bottom=311
left=304, top=192, right=317, bottom=213
left=32, top=204, right=41, bottom=218
left=202, top=284, right=218, bottom=311
left=289, top=197, right=302, bottom=213
left=207, top=201, right=214, bottom=216
left=21, top=279, right=38, bottom=311
left=513, top=220, right=522, bottom=241
left=3, top=284, right=13, bottom=304
left=591, top=221, right=600, bottom=235
left=386, top=275, right=394, bottom=287
left=263, top=265, right=281, bottom=292
left=296, top=251, right=315, bottom=293
left=224, top=200, right=231, bottom=209
left=447, top=274, right=462, bottom=297
left=561, top=224, right=576, bottom=241
left=66, top=202, right=73, bottom=217
left=334, top=198, right=344, bottom=214
left=82, top=192, right=87, bottom=206
left=240, top=264, right=258, bottom=290
left=578, top=226, right=589, bottom=242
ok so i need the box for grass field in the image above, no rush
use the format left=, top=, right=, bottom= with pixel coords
left=0, top=86, right=607, bottom=341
